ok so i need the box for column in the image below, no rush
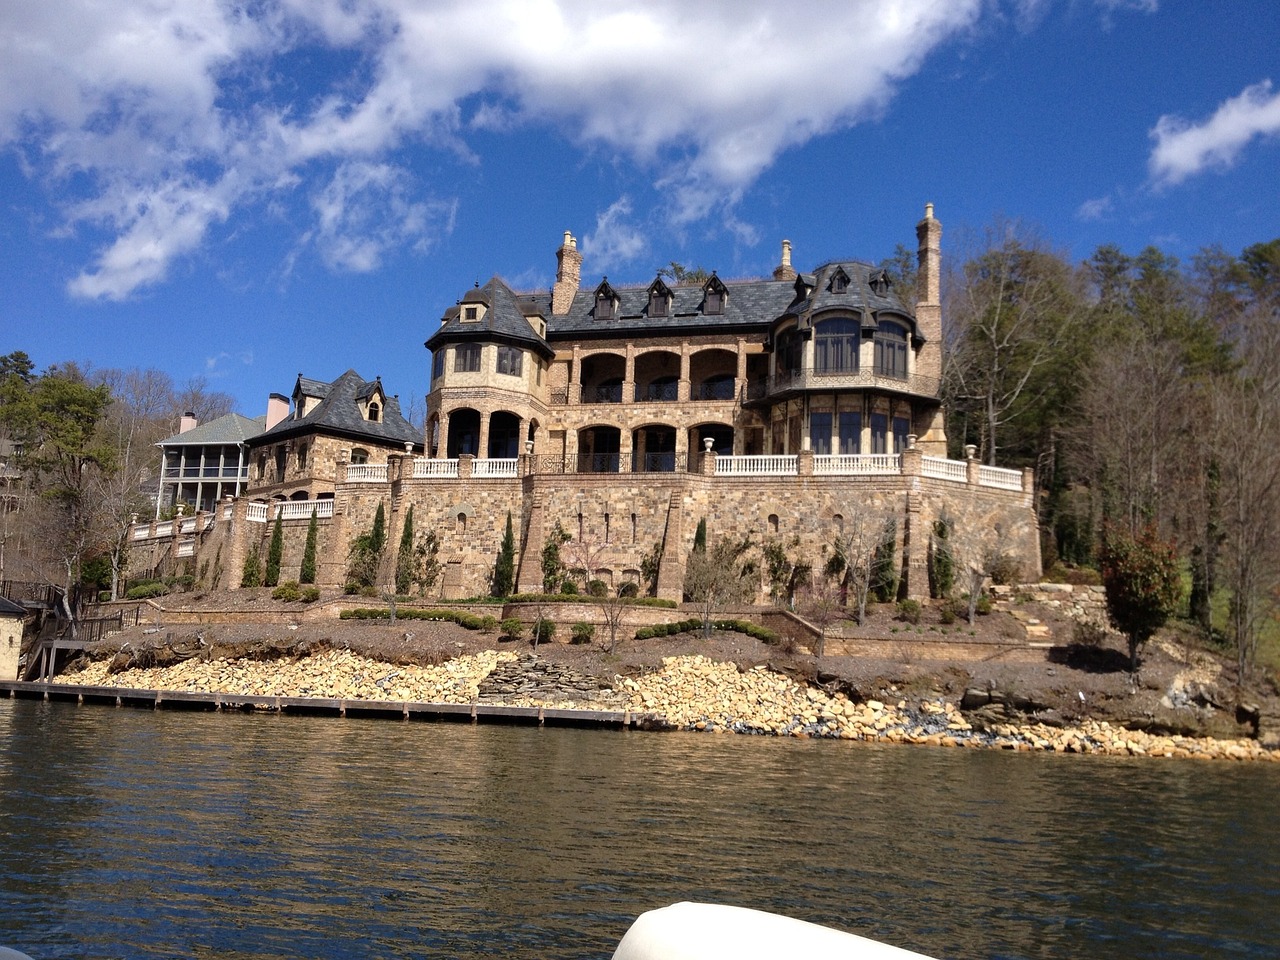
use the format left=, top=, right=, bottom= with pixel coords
left=678, top=342, right=691, bottom=402
left=437, top=411, right=451, bottom=458
left=477, top=412, right=491, bottom=460
left=623, top=344, right=636, bottom=404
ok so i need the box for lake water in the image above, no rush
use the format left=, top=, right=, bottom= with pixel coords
left=1, top=698, right=1278, bottom=960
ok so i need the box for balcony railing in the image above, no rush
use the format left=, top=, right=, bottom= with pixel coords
left=696, top=380, right=736, bottom=401
left=345, top=463, right=388, bottom=482
left=922, top=455, right=966, bottom=482
left=163, top=466, right=248, bottom=479
left=413, top=457, right=459, bottom=478
left=583, top=384, right=624, bottom=404
left=575, top=452, right=690, bottom=474
left=813, top=454, right=899, bottom=475
left=640, top=382, right=679, bottom=402
left=979, top=464, right=1024, bottom=491
left=473, top=458, right=518, bottom=478
left=246, top=499, right=336, bottom=522
left=716, top=455, right=798, bottom=476
left=743, top=367, right=940, bottom=402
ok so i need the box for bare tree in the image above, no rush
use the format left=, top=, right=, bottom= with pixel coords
left=825, top=504, right=895, bottom=625
left=683, top=533, right=756, bottom=637
left=565, top=534, right=637, bottom=652
left=797, top=575, right=843, bottom=657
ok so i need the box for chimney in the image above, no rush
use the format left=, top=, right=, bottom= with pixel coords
left=772, top=239, right=797, bottom=281
left=552, top=231, right=582, bottom=315
left=265, top=393, right=290, bottom=431
left=914, top=202, right=944, bottom=395
left=178, top=411, right=198, bottom=434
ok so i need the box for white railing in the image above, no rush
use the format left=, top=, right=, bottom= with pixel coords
left=413, top=457, right=459, bottom=478
left=922, top=456, right=967, bottom=482
left=276, top=499, right=335, bottom=521
left=246, top=502, right=269, bottom=523
left=979, top=465, right=1024, bottom=491
left=813, top=454, right=900, bottom=476
left=345, top=463, right=388, bottom=482
left=132, top=526, right=150, bottom=540
left=716, top=455, right=798, bottom=476
left=176, top=540, right=195, bottom=558
left=221, top=503, right=234, bottom=519
left=153, top=520, right=173, bottom=538
left=472, top=458, right=518, bottom=479
left=178, top=517, right=198, bottom=534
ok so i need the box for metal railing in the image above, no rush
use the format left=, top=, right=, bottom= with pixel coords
left=742, top=367, right=941, bottom=401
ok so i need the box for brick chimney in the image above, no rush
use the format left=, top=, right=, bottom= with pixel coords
left=265, top=393, right=290, bottom=430
left=772, top=239, right=797, bottom=281
left=552, top=231, right=582, bottom=315
left=915, top=203, right=942, bottom=382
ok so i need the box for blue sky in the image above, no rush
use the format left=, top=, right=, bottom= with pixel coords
left=2, top=0, right=1277, bottom=422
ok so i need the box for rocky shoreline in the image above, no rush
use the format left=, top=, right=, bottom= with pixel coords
left=65, top=648, right=1278, bottom=763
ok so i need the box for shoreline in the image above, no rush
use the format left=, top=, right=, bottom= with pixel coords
left=26, top=647, right=1280, bottom=763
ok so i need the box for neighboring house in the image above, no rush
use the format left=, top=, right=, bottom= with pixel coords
left=245, top=370, right=422, bottom=502
left=425, top=211, right=945, bottom=470
left=155, top=412, right=265, bottom=517
left=0, top=596, right=25, bottom=681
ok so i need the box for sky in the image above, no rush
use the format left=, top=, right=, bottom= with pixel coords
left=2, top=0, right=1278, bottom=422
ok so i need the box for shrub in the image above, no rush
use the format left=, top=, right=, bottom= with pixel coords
left=499, top=618, right=524, bottom=641
left=975, top=594, right=993, bottom=615
left=344, top=581, right=361, bottom=595
left=586, top=579, right=608, bottom=598
left=987, top=553, right=1022, bottom=587
left=240, top=545, right=262, bottom=589
left=479, top=615, right=499, bottom=634
left=532, top=619, right=556, bottom=644
left=1072, top=618, right=1109, bottom=647
left=570, top=621, right=595, bottom=644
left=272, top=580, right=301, bottom=602
left=560, top=580, right=579, bottom=595
left=125, top=582, right=169, bottom=600
left=301, top=586, right=320, bottom=603
left=618, top=581, right=639, bottom=599
left=264, top=515, right=283, bottom=587
left=896, top=598, right=922, bottom=624
left=939, top=604, right=957, bottom=626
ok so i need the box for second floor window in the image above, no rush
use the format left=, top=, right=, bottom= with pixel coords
left=496, top=346, right=523, bottom=376
left=455, top=343, right=481, bottom=373
left=814, top=317, right=860, bottom=374
left=432, top=350, right=445, bottom=381
left=874, top=321, right=908, bottom=379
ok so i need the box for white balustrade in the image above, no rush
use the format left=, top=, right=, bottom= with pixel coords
left=178, top=517, right=197, bottom=533
left=176, top=540, right=195, bottom=558
left=472, top=458, right=518, bottom=478
left=979, top=465, right=1024, bottom=491
left=412, top=458, right=459, bottom=478
left=153, top=520, right=173, bottom=537
left=813, top=454, right=900, bottom=476
left=132, top=526, right=150, bottom=540
left=715, top=455, right=798, bottom=476
left=922, top=456, right=967, bottom=482
left=246, top=502, right=269, bottom=523
left=345, top=463, right=388, bottom=482
left=274, top=499, right=335, bottom=521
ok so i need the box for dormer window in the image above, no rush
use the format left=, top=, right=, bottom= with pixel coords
left=869, top=269, right=892, bottom=297
left=368, top=401, right=381, bottom=422
left=463, top=306, right=479, bottom=321
left=647, top=278, right=672, bottom=318
left=594, top=278, right=619, bottom=320
left=703, top=274, right=728, bottom=316
left=829, top=267, right=851, bottom=295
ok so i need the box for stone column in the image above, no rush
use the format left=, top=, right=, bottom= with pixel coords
left=565, top=428, right=579, bottom=472
left=436, top=411, right=451, bottom=458
left=570, top=346, right=582, bottom=404
left=964, top=444, right=980, bottom=486
left=459, top=454, right=475, bottom=479
left=623, top=344, right=636, bottom=404
left=900, top=437, right=922, bottom=477
left=477, top=413, right=491, bottom=460
left=678, top=342, right=691, bottom=402
left=797, top=449, right=814, bottom=476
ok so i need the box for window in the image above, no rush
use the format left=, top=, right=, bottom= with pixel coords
left=648, top=289, right=669, bottom=317
left=874, top=321, right=908, bottom=379
left=456, top=512, right=467, bottom=534
left=705, top=291, right=724, bottom=315
left=297, top=443, right=308, bottom=470
left=813, top=317, right=860, bottom=373
left=775, top=327, right=802, bottom=376
left=809, top=411, right=832, bottom=456
left=463, top=305, right=478, bottom=321
left=871, top=413, right=888, bottom=454
left=350, top=448, right=369, bottom=465
left=767, top=514, right=779, bottom=535
left=432, top=350, right=445, bottom=381
left=893, top=416, right=910, bottom=454
left=455, top=343, right=481, bottom=373
left=595, top=291, right=617, bottom=320
left=830, top=268, right=850, bottom=294
left=838, top=411, right=861, bottom=454
left=496, top=346, right=523, bottom=377
left=367, top=402, right=380, bottom=422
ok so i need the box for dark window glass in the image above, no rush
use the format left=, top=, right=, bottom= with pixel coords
left=496, top=346, right=523, bottom=376
left=874, top=321, right=908, bottom=379
left=809, top=412, right=832, bottom=455
left=838, top=411, right=861, bottom=454
left=871, top=413, right=888, bottom=454
left=893, top=417, right=910, bottom=454
left=814, top=317, right=860, bottom=373
left=455, top=343, right=481, bottom=373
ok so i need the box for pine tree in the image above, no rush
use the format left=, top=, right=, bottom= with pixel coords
left=492, top=511, right=515, bottom=597
left=370, top=502, right=386, bottom=556
left=395, top=506, right=415, bottom=594
left=264, top=514, right=283, bottom=587
left=299, top=509, right=318, bottom=585
left=240, top=544, right=262, bottom=588
left=693, top=517, right=707, bottom=553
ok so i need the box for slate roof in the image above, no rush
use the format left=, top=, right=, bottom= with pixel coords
left=424, top=260, right=920, bottom=350
left=157, top=413, right=266, bottom=447
left=249, top=370, right=421, bottom=450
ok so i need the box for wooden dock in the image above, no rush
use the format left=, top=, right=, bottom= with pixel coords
left=0, top=680, right=652, bottom=729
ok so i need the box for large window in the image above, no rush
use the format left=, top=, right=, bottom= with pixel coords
left=496, top=346, right=523, bottom=377
left=814, top=317, right=860, bottom=373
left=870, top=413, right=888, bottom=454
left=874, top=321, right=908, bottom=379
left=838, top=411, right=861, bottom=454
left=775, top=327, right=802, bottom=377
left=893, top=416, right=910, bottom=453
left=454, top=343, right=481, bottom=373
left=809, top=411, right=832, bottom=455
left=432, top=350, right=445, bottom=380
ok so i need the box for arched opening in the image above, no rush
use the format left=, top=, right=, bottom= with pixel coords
left=488, top=411, right=522, bottom=458
left=290, top=491, right=309, bottom=501
left=350, top=447, right=370, bottom=465
left=580, top=353, right=626, bottom=403
left=690, top=423, right=734, bottom=457
left=634, top=350, right=681, bottom=402
left=690, top=348, right=736, bottom=400
left=578, top=426, right=621, bottom=472
left=446, top=408, right=481, bottom=457
left=367, top=401, right=381, bottom=422
left=632, top=425, right=676, bottom=472
left=874, top=320, right=909, bottom=379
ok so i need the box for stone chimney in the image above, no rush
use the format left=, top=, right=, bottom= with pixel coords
left=178, top=411, right=198, bottom=434
left=915, top=203, right=942, bottom=381
left=552, top=231, right=582, bottom=315
left=265, top=393, right=290, bottom=431
left=772, top=239, right=797, bottom=281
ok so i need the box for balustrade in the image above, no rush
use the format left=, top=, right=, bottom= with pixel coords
left=813, top=454, right=899, bottom=475
left=345, top=463, right=388, bottom=482
left=472, top=458, right=518, bottom=478
left=715, top=455, right=798, bottom=476
left=413, top=458, right=460, bottom=478
left=922, top=456, right=967, bottom=482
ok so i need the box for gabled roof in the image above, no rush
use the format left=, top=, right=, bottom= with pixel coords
left=0, top=596, right=27, bottom=618
left=157, top=413, right=266, bottom=447
left=425, top=277, right=554, bottom=358
left=249, top=370, right=420, bottom=450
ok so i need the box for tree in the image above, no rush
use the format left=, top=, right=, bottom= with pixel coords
left=1098, top=525, right=1183, bottom=672
left=692, top=517, right=707, bottom=553
left=395, top=506, right=415, bottom=594
left=870, top=519, right=898, bottom=603
left=797, top=576, right=843, bottom=657
left=763, top=535, right=810, bottom=609
left=300, top=509, right=319, bottom=584
left=638, top=540, right=663, bottom=597
left=566, top=534, right=637, bottom=652
left=541, top=521, right=571, bottom=593
left=826, top=505, right=895, bottom=624
left=928, top=518, right=956, bottom=599
left=492, top=511, right=515, bottom=597
left=683, top=533, right=756, bottom=637
left=264, top=514, right=283, bottom=587
left=241, top=543, right=263, bottom=588
left=659, top=262, right=710, bottom=284
left=347, top=502, right=387, bottom=589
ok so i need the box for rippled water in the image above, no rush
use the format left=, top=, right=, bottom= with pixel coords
left=2, top=699, right=1278, bottom=960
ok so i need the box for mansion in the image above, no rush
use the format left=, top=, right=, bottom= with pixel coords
left=129, top=205, right=1040, bottom=603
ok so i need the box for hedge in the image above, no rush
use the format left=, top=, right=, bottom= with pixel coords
left=338, top=608, right=490, bottom=629
left=633, top=618, right=779, bottom=644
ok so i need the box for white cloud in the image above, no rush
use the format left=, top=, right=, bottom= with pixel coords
left=1149, top=80, right=1280, bottom=187
left=582, top=197, right=647, bottom=268
left=1076, top=195, right=1113, bottom=222
left=2, top=0, right=987, bottom=299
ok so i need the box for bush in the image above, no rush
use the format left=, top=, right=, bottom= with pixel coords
left=1043, top=562, right=1103, bottom=586
left=344, top=581, right=361, bottom=595
left=987, top=553, right=1023, bottom=587
left=301, top=586, right=320, bottom=603
left=570, top=621, right=595, bottom=644
left=939, top=604, right=956, bottom=626
left=125, top=582, right=169, bottom=600
left=586, top=579, right=608, bottom=598
left=975, top=593, right=993, bottom=615
left=499, top=618, right=524, bottom=641
left=560, top=580, right=579, bottom=595
left=479, top=615, right=499, bottom=634
left=272, top=580, right=302, bottom=602
left=896, top=599, right=922, bottom=624
left=618, top=581, right=639, bottom=599
left=531, top=619, right=556, bottom=644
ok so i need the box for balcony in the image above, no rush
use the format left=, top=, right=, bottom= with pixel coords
left=742, top=367, right=940, bottom=403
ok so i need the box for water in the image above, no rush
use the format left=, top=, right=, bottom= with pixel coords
left=2, top=699, right=1278, bottom=960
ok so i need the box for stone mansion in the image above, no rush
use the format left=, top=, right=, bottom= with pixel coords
left=129, top=205, right=1039, bottom=602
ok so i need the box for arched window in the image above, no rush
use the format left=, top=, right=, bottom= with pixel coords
left=456, top=512, right=467, bottom=534
left=814, top=317, right=860, bottom=374
left=367, top=402, right=381, bottom=422
left=297, top=443, right=308, bottom=470
left=874, top=320, right=908, bottom=379
left=767, top=514, right=779, bottom=535
left=350, top=448, right=369, bottom=465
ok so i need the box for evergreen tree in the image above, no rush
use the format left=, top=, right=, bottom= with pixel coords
left=369, top=502, right=386, bottom=556
left=693, top=517, right=707, bottom=553
left=264, top=514, right=283, bottom=587
left=492, top=511, right=515, bottom=597
left=395, top=506, right=415, bottom=594
left=299, top=509, right=318, bottom=585
left=1099, top=524, right=1184, bottom=672
left=240, top=544, right=262, bottom=588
